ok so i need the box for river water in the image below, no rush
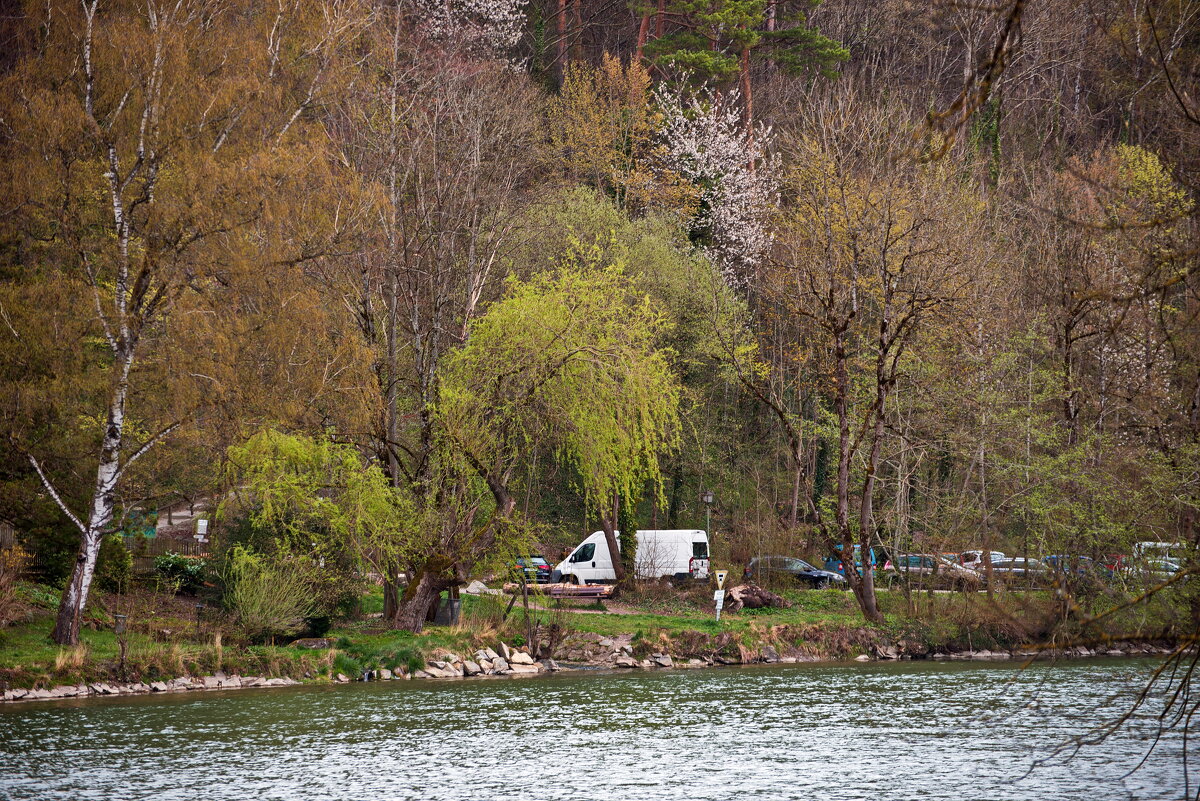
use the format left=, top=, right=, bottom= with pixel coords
left=0, top=658, right=1191, bottom=801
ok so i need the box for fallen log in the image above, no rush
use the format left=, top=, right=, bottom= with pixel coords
left=725, top=584, right=790, bottom=612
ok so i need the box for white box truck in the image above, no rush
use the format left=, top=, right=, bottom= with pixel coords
left=553, top=530, right=710, bottom=584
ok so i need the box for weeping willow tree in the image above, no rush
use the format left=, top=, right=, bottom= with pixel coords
left=222, top=430, right=417, bottom=606
left=393, top=246, right=681, bottom=628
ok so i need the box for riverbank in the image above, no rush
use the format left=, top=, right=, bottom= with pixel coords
left=1, top=630, right=1176, bottom=704
left=2, top=578, right=1188, bottom=703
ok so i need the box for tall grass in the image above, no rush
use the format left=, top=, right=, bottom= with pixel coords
left=54, top=644, right=89, bottom=671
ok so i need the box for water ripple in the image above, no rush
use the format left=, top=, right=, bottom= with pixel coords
left=0, top=659, right=1189, bottom=801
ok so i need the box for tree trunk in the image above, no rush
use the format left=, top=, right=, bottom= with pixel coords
left=788, top=438, right=804, bottom=530
left=740, top=46, right=754, bottom=133
left=52, top=357, right=131, bottom=645
left=833, top=329, right=856, bottom=593
left=557, top=0, right=568, bottom=80
left=53, top=529, right=102, bottom=645
left=600, top=493, right=626, bottom=584
left=382, top=576, right=401, bottom=620
left=830, top=327, right=884, bottom=624
left=856, top=397, right=888, bottom=625
left=392, top=566, right=448, bottom=633
left=635, top=14, right=650, bottom=62
left=570, top=0, right=582, bottom=61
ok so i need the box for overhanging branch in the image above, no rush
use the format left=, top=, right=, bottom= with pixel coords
left=25, top=451, right=88, bottom=535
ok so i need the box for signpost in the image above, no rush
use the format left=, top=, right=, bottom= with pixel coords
left=195, top=519, right=208, bottom=544
left=714, top=570, right=728, bottom=621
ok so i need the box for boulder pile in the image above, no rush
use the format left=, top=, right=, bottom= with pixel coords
left=412, top=643, right=557, bottom=678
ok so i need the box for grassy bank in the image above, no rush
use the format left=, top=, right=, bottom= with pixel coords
left=1, top=578, right=1189, bottom=691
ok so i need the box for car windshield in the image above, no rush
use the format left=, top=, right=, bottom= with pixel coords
left=786, top=558, right=816, bottom=571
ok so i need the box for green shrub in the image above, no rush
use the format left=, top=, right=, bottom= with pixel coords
left=154, top=552, right=208, bottom=595
left=96, top=535, right=132, bottom=593
left=223, top=546, right=316, bottom=643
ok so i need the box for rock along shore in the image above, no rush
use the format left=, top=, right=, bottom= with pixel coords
left=0, top=633, right=1176, bottom=706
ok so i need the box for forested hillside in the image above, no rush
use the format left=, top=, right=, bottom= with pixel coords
left=1, top=0, right=1196, bottom=636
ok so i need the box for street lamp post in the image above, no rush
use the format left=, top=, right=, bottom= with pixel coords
left=701, top=490, right=715, bottom=541
left=113, top=614, right=128, bottom=681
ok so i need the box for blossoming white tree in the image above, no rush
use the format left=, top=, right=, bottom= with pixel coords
left=410, top=0, right=528, bottom=62
left=655, top=87, right=778, bottom=286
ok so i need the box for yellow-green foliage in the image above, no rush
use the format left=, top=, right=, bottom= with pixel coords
left=1114, top=143, right=1193, bottom=223
left=222, top=546, right=317, bottom=643
left=439, top=245, right=681, bottom=513
left=224, top=430, right=417, bottom=572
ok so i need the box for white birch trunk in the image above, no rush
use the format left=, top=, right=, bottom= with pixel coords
left=52, top=355, right=131, bottom=644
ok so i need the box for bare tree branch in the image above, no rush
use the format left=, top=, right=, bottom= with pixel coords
left=24, top=450, right=87, bottom=535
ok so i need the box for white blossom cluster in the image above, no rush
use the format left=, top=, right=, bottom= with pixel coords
left=654, top=86, right=778, bottom=286
left=411, top=0, right=527, bottom=63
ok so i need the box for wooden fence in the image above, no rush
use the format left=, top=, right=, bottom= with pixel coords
left=0, top=521, right=16, bottom=551
left=0, top=523, right=210, bottom=576
left=127, top=536, right=211, bottom=573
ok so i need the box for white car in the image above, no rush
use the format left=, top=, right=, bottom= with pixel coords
left=960, top=550, right=1006, bottom=570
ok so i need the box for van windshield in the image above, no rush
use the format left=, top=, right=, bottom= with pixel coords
left=693, top=542, right=709, bottom=559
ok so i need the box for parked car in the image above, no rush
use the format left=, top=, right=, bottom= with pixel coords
left=1044, top=554, right=1089, bottom=572
left=989, top=557, right=1050, bottom=585
left=1140, top=557, right=1182, bottom=579
left=1042, top=554, right=1113, bottom=578
left=885, top=554, right=981, bottom=590
left=554, top=530, right=710, bottom=584
left=745, top=556, right=847, bottom=589
left=1133, top=541, right=1186, bottom=561
left=823, top=544, right=878, bottom=577
left=513, top=555, right=553, bottom=584
left=1103, top=554, right=1128, bottom=574
left=960, top=551, right=1006, bottom=570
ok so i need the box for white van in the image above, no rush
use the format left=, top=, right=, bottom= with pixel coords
left=554, top=530, right=710, bottom=584
left=1133, top=541, right=1185, bottom=560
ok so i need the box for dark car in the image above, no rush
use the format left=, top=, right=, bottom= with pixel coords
left=744, top=556, right=847, bottom=589
left=513, top=555, right=553, bottom=584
